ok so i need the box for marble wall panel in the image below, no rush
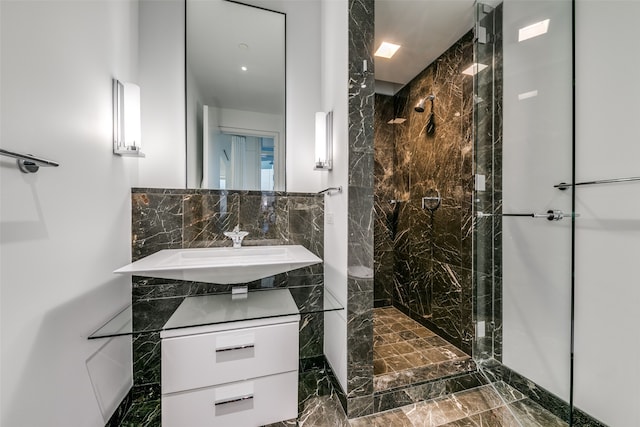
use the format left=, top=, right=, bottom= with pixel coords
left=346, top=277, right=374, bottom=400
left=373, top=95, right=396, bottom=306
left=132, top=192, right=183, bottom=261
left=288, top=196, right=325, bottom=258
left=182, top=192, right=239, bottom=248
left=132, top=332, right=161, bottom=386
left=346, top=0, right=375, bottom=417
left=239, top=192, right=288, bottom=243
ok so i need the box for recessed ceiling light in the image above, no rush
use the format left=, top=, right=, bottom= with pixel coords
left=461, top=63, right=488, bottom=76
left=518, top=19, right=550, bottom=42
left=518, top=90, right=539, bottom=100
left=375, top=42, right=401, bottom=59
left=241, top=66, right=247, bottom=71
left=238, top=43, right=249, bottom=49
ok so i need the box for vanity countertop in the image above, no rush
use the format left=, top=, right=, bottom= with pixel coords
left=88, top=284, right=342, bottom=340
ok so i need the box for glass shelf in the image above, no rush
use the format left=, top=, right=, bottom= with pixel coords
left=88, top=284, right=343, bottom=340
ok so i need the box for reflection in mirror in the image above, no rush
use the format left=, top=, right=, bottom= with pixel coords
left=186, top=0, right=285, bottom=191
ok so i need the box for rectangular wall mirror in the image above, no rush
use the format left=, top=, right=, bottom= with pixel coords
left=186, top=0, right=286, bottom=191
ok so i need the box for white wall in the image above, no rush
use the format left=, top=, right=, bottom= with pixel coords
left=138, top=0, right=186, bottom=189
left=501, top=0, right=573, bottom=401
left=0, top=1, right=139, bottom=425
left=320, top=0, right=349, bottom=391
left=574, top=2, right=640, bottom=425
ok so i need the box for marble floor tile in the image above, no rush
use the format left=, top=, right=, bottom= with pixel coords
left=508, top=399, right=568, bottom=427
left=120, top=381, right=565, bottom=427
left=350, top=408, right=414, bottom=427
left=438, top=406, right=522, bottom=427
left=450, top=385, right=506, bottom=416
left=402, top=397, right=467, bottom=426
left=373, top=307, right=472, bottom=391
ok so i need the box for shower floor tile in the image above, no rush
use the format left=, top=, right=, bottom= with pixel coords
left=348, top=383, right=567, bottom=427
left=373, top=307, right=474, bottom=391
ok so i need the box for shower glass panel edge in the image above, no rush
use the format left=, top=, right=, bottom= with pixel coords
left=472, top=1, right=576, bottom=426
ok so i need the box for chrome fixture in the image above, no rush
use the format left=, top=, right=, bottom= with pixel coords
left=422, top=189, right=441, bottom=211
left=314, top=111, right=333, bottom=170
left=476, top=210, right=578, bottom=221
left=223, top=225, right=249, bottom=248
left=317, top=186, right=342, bottom=195
left=555, top=175, right=640, bottom=190
left=113, top=79, right=144, bottom=157
left=414, top=94, right=435, bottom=113
left=0, top=149, right=59, bottom=174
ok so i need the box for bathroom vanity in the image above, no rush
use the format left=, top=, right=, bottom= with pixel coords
left=159, top=289, right=300, bottom=426
left=89, top=284, right=342, bottom=426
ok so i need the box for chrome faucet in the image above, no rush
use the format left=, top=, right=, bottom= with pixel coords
left=224, top=225, right=249, bottom=248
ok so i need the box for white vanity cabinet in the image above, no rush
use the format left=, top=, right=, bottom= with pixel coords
left=160, top=314, right=300, bottom=427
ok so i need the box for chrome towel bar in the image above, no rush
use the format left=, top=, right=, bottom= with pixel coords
left=317, top=186, right=342, bottom=195
left=477, top=210, right=578, bottom=221
left=0, top=148, right=60, bottom=173
left=555, top=176, right=640, bottom=190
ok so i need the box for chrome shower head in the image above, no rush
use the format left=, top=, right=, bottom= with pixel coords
left=414, top=94, right=435, bottom=113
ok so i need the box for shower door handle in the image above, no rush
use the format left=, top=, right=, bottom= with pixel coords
left=476, top=210, right=578, bottom=221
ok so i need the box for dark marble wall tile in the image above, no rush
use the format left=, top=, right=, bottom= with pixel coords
left=299, top=312, right=324, bottom=359
left=348, top=186, right=374, bottom=272
left=239, top=193, right=288, bottom=243
left=288, top=196, right=325, bottom=277
left=347, top=0, right=375, bottom=417
left=346, top=277, right=374, bottom=399
left=132, top=332, right=161, bottom=386
left=182, top=192, right=238, bottom=248
left=132, top=192, right=183, bottom=261
left=373, top=93, right=397, bottom=307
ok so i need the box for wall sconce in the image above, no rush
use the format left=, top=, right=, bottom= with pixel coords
left=113, top=79, right=144, bottom=157
left=314, top=111, right=333, bottom=170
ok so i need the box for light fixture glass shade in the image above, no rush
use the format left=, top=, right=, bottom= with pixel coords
left=113, top=79, right=144, bottom=156
left=314, top=111, right=332, bottom=170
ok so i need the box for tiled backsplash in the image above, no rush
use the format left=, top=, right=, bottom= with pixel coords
left=131, top=188, right=323, bottom=265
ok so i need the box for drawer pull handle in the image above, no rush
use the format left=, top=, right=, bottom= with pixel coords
left=215, top=344, right=255, bottom=353
left=214, top=394, right=254, bottom=406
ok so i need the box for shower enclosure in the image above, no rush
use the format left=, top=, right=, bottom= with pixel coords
left=374, top=0, right=613, bottom=425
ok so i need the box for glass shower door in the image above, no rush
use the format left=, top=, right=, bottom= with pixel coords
left=473, top=0, right=575, bottom=425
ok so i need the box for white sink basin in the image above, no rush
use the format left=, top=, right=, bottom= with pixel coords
left=114, top=245, right=322, bottom=284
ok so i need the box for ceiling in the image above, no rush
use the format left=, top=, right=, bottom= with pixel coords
left=374, top=0, right=475, bottom=94
left=187, top=0, right=476, bottom=113
left=187, top=0, right=286, bottom=114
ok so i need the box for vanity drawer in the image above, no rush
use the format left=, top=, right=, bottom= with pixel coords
left=162, top=370, right=298, bottom=427
left=161, top=320, right=299, bottom=394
